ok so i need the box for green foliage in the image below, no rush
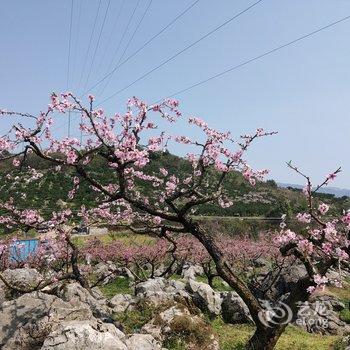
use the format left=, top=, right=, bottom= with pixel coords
left=339, top=304, right=350, bottom=324
left=333, top=338, right=350, bottom=350
left=211, top=318, right=340, bottom=350
left=99, top=277, right=132, bottom=299
left=196, top=275, right=232, bottom=292
left=114, top=300, right=159, bottom=334
left=327, top=281, right=350, bottom=324
left=165, top=315, right=213, bottom=350
left=0, top=151, right=348, bottom=234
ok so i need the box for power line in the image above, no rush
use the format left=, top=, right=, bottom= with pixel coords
left=77, top=0, right=102, bottom=94
left=66, top=0, right=74, bottom=89
left=92, top=0, right=126, bottom=86
left=155, top=14, right=350, bottom=102
left=67, top=0, right=74, bottom=138
left=68, top=112, right=71, bottom=138
left=82, top=0, right=111, bottom=92
left=96, top=0, right=142, bottom=97
left=71, top=0, right=82, bottom=92
left=83, top=0, right=200, bottom=95
left=98, top=0, right=153, bottom=97
left=97, top=0, right=264, bottom=105
left=50, top=111, right=81, bottom=135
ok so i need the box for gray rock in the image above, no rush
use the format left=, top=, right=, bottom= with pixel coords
left=153, top=264, right=167, bottom=277
left=316, top=295, right=345, bottom=312
left=94, top=262, right=135, bottom=284
left=182, top=263, right=204, bottom=280
left=120, top=267, right=136, bottom=281
left=91, top=286, right=105, bottom=300
left=94, top=261, right=118, bottom=285
left=186, top=279, right=222, bottom=316
left=56, top=282, right=112, bottom=321
left=294, top=295, right=350, bottom=335
left=140, top=290, right=174, bottom=307
left=2, top=268, right=44, bottom=291
left=109, top=294, right=136, bottom=313
left=257, top=265, right=308, bottom=299
left=142, top=305, right=191, bottom=341
left=135, top=278, right=190, bottom=307
left=41, top=320, right=127, bottom=350
left=0, top=279, right=7, bottom=305
left=0, top=291, right=92, bottom=349
left=164, top=280, right=186, bottom=294
left=340, top=335, right=350, bottom=350
left=142, top=304, right=219, bottom=350
left=135, top=278, right=166, bottom=295
left=125, top=334, right=162, bottom=350
left=326, top=268, right=350, bottom=283
left=221, top=291, right=252, bottom=324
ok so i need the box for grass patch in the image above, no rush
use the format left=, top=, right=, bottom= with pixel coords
left=340, top=304, right=350, bottom=324
left=170, top=273, right=232, bottom=292
left=71, top=231, right=155, bottom=246
left=99, top=277, right=132, bottom=299
left=114, top=300, right=158, bottom=334
left=196, top=275, right=232, bottom=292
left=326, top=282, right=350, bottom=301
left=165, top=315, right=214, bottom=350
left=169, top=274, right=183, bottom=281
left=115, top=307, right=155, bottom=334
left=211, top=317, right=340, bottom=350
left=101, top=231, right=155, bottom=245
left=326, top=282, right=350, bottom=324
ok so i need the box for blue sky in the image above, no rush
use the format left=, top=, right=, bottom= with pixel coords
left=1, top=0, right=350, bottom=188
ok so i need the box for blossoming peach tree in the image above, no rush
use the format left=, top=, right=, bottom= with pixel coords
left=0, top=93, right=348, bottom=350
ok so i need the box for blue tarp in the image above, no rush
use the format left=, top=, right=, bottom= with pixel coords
left=10, top=239, right=39, bottom=261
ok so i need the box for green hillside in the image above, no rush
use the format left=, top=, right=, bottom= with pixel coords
left=0, top=151, right=348, bottom=222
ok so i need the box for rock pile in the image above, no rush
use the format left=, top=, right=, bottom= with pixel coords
left=1, top=264, right=348, bottom=349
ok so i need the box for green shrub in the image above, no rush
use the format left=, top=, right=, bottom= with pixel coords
left=99, top=277, right=132, bottom=298
left=165, top=315, right=214, bottom=350
left=114, top=300, right=157, bottom=334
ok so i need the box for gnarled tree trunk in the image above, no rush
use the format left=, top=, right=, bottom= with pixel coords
left=184, top=220, right=311, bottom=350
left=246, top=324, right=287, bottom=350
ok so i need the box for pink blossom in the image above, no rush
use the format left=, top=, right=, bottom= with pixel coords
left=318, top=203, right=329, bottom=215
left=160, top=168, right=168, bottom=177
left=297, top=239, right=314, bottom=255
left=12, top=158, right=20, bottom=167
left=153, top=216, right=162, bottom=225
left=314, top=274, right=328, bottom=286
left=327, top=173, right=337, bottom=181
left=296, top=213, right=311, bottom=223
left=307, top=286, right=316, bottom=294
left=335, top=247, right=349, bottom=260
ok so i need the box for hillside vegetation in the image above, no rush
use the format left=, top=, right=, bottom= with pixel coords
left=0, top=151, right=348, bottom=221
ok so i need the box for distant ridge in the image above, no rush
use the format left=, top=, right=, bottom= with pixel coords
left=278, top=183, right=350, bottom=198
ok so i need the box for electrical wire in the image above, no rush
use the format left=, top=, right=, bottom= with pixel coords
left=83, top=0, right=201, bottom=95
left=97, top=0, right=264, bottom=105
left=76, top=0, right=102, bottom=94
left=67, top=0, right=74, bottom=137
left=71, top=0, right=82, bottom=92
left=98, top=0, right=153, bottom=96
left=82, top=0, right=112, bottom=92
left=96, top=0, right=142, bottom=96
left=92, top=0, right=126, bottom=86
left=154, top=14, right=350, bottom=102
left=66, top=0, right=74, bottom=89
